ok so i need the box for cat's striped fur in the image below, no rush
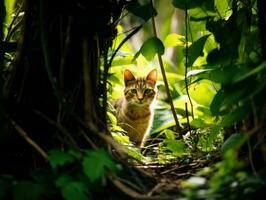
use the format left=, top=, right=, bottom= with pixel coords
left=113, top=69, right=157, bottom=147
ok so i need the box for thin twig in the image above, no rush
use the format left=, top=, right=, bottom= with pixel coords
left=9, top=118, right=48, bottom=160
left=246, top=133, right=257, bottom=176
left=108, top=174, right=174, bottom=200
left=185, top=103, right=191, bottom=134
left=184, top=3, right=194, bottom=119
left=150, top=0, right=182, bottom=135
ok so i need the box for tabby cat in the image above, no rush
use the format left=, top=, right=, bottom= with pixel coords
left=113, top=69, right=157, bottom=147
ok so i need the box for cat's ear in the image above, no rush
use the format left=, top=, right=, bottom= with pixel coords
left=124, top=69, right=136, bottom=86
left=146, top=69, right=157, bottom=84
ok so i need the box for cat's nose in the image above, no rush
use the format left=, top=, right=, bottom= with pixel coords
left=137, top=96, right=144, bottom=102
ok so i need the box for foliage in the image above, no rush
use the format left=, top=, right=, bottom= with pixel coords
left=108, top=0, right=266, bottom=198
left=1, top=0, right=266, bottom=199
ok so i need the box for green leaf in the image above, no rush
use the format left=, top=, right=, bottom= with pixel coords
left=82, top=149, right=117, bottom=182
left=12, top=181, right=44, bottom=200
left=166, top=139, right=187, bottom=155
left=134, top=37, right=165, bottom=61
left=48, top=149, right=75, bottom=169
left=188, top=34, right=210, bottom=66
left=164, top=129, right=176, bottom=140
left=55, top=175, right=73, bottom=188
left=186, top=69, right=212, bottom=77
left=221, top=133, right=246, bottom=154
left=190, top=118, right=207, bottom=128
left=210, top=88, right=247, bottom=115
left=107, top=111, right=117, bottom=125
left=111, top=56, right=136, bottom=66
left=126, top=1, right=157, bottom=22
left=210, top=90, right=225, bottom=115
left=164, top=33, right=186, bottom=47
left=233, top=61, right=266, bottom=83
left=61, top=182, right=90, bottom=200
left=172, top=0, right=214, bottom=10
left=56, top=176, right=90, bottom=200
left=222, top=106, right=250, bottom=127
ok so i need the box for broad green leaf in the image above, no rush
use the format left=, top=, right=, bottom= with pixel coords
left=172, top=0, right=214, bottom=11
left=166, top=139, right=187, bottom=155
left=48, top=149, right=75, bottom=169
left=111, top=56, right=136, bottom=66
left=111, top=132, right=130, bottom=144
left=221, top=133, right=246, bottom=154
left=190, top=118, right=205, bottom=128
left=210, top=88, right=247, bottom=115
left=233, top=61, right=266, bottom=83
left=164, top=129, right=176, bottom=140
left=12, top=181, right=44, bottom=200
left=188, top=34, right=210, bottom=66
left=61, top=182, right=90, bottom=200
left=210, top=90, right=225, bottom=115
left=107, top=111, right=117, bottom=125
left=189, top=7, right=216, bottom=21
left=164, top=33, right=186, bottom=47
left=159, top=72, right=184, bottom=82
left=209, top=125, right=222, bottom=142
left=56, top=176, right=90, bottom=200
left=222, top=106, right=250, bottom=127
left=134, top=37, right=164, bottom=61
left=215, top=0, right=232, bottom=18
left=172, top=0, right=201, bottom=10
left=206, top=67, right=240, bottom=84
left=126, top=1, right=157, bottom=22
left=4, top=0, right=16, bottom=28
left=82, top=149, right=117, bottom=182
left=186, top=69, right=212, bottom=77
left=127, top=146, right=149, bottom=163
left=189, top=80, right=217, bottom=107
left=55, top=175, right=72, bottom=188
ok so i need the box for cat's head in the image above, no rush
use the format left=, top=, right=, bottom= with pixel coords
left=123, top=69, right=157, bottom=106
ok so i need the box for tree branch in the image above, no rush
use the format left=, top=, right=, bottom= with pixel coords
left=9, top=117, right=48, bottom=160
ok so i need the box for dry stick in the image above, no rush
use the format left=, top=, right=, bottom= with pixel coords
left=150, top=0, right=182, bottom=134
left=185, top=103, right=191, bottom=134
left=108, top=174, right=174, bottom=200
left=246, top=134, right=257, bottom=176
left=9, top=118, right=48, bottom=160
left=184, top=5, right=194, bottom=119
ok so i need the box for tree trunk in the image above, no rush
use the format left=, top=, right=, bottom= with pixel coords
left=1, top=0, right=124, bottom=174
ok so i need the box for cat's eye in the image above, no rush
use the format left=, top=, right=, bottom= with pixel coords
left=144, top=89, right=152, bottom=94
left=131, top=89, right=137, bottom=94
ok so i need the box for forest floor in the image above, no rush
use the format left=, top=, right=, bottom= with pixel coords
left=119, top=147, right=222, bottom=199
left=136, top=158, right=218, bottom=198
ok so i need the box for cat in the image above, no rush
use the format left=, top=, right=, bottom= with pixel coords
left=112, top=69, right=157, bottom=148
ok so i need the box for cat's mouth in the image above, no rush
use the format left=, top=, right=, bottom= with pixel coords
left=136, top=101, right=148, bottom=106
